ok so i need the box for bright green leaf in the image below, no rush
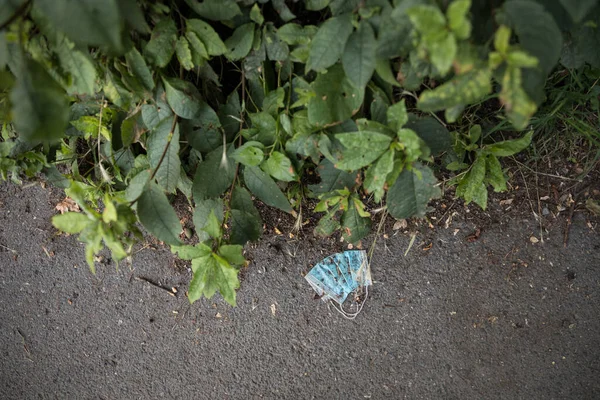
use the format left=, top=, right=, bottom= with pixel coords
left=387, top=100, right=408, bottom=132
left=486, top=130, right=533, bottom=157
left=250, top=4, right=264, bottom=25
left=171, top=242, right=211, bottom=260
left=447, top=0, right=472, bottom=40
left=334, top=130, right=392, bottom=171
left=499, top=67, right=537, bottom=130
left=417, top=68, right=492, bottom=112
left=189, top=253, right=239, bottom=306
left=232, top=142, right=265, bottom=166
left=261, top=151, right=297, bottom=182
left=218, top=244, right=245, bottom=266
left=52, top=212, right=90, bottom=234
left=56, top=41, right=97, bottom=95
left=341, top=199, right=371, bottom=243
left=176, top=36, right=195, bottom=71
left=202, top=210, right=221, bottom=238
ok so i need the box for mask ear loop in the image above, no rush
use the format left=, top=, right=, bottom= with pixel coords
left=328, top=256, right=371, bottom=320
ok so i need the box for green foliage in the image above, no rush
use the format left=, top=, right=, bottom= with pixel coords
left=1, top=0, right=595, bottom=306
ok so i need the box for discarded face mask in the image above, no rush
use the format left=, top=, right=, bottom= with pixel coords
left=304, top=250, right=372, bottom=319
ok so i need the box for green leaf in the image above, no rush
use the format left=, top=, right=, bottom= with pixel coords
left=186, top=19, right=228, bottom=56
left=137, top=182, right=182, bottom=245
left=218, top=244, right=245, bottom=266
left=182, top=102, right=221, bottom=153
left=315, top=209, right=341, bottom=237
left=162, top=77, right=203, bottom=119
left=277, top=23, right=310, bottom=45
left=36, top=0, right=123, bottom=51
left=230, top=186, right=262, bottom=245
left=144, top=18, right=177, bottom=68
left=486, top=130, right=533, bottom=157
left=307, top=0, right=331, bottom=11
left=171, top=242, right=211, bottom=260
left=306, top=13, right=353, bottom=72
left=185, top=0, right=241, bottom=21
left=244, top=166, right=293, bottom=213
left=334, top=130, right=392, bottom=171
left=176, top=36, right=195, bottom=71
left=499, top=67, right=537, bottom=130
left=456, top=155, right=485, bottom=204
left=147, top=118, right=180, bottom=193
left=407, top=5, right=446, bottom=38
left=272, top=0, right=296, bottom=22
left=417, top=68, right=492, bottom=112
left=387, top=163, right=441, bottom=219
left=193, top=146, right=235, bottom=200
left=10, top=59, right=69, bottom=142
left=261, top=151, right=297, bottom=182
left=125, top=169, right=151, bottom=202
left=71, top=116, right=111, bottom=141
left=265, top=25, right=289, bottom=61
left=308, top=158, right=356, bottom=195
left=203, top=210, right=222, bottom=238
left=485, top=155, right=507, bottom=192
left=364, top=149, right=395, bottom=203
left=471, top=182, right=488, bottom=209
left=447, top=0, right=472, bottom=40
left=102, top=196, right=118, bottom=223
left=225, top=23, right=255, bottom=61
left=125, top=47, right=154, bottom=92
left=193, top=198, right=224, bottom=242
left=52, top=212, right=90, bottom=234
left=428, top=33, right=457, bottom=76
left=250, top=4, right=264, bottom=25
left=247, top=112, right=277, bottom=145
left=387, top=100, right=408, bottom=132
left=341, top=198, right=371, bottom=243
left=232, top=142, right=265, bottom=167
left=559, top=0, right=598, bottom=23
left=55, top=41, right=97, bottom=96
left=141, top=88, right=172, bottom=130
left=405, top=117, right=452, bottom=155
left=186, top=31, right=209, bottom=64
left=189, top=253, right=239, bottom=306
left=342, top=21, right=377, bottom=89
left=500, top=1, right=562, bottom=75
left=308, top=64, right=365, bottom=127
left=374, top=59, right=401, bottom=87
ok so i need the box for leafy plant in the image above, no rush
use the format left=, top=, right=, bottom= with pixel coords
left=0, top=0, right=598, bottom=305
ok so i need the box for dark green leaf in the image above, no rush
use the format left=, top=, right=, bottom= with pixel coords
left=230, top=187, right=262, bottom=245
left=52, top=212, right=90, bottom=234
left=36, top=0, right=123, bottom=51
left=10, top=59, right=69, bottom=142
left=193, top=146, right=235, bottom=200
left=186, top=19, right=228, bottom=56
left=307, top=0, right=331, bottom=11
left=56, top=41, right=97, bottom=95
left=334, top=130, right=392, bottom=170
left=182, top=102, right=221, bottom=153
left=308, top=158, right=356, bottom=195
left=559, top=0, right=598, bottom=23
left=144, top=18, right=177, bottom=68
left=308, top=64, right=365, bottom=127
left=185, top=0, right=241, bottom=21
left=306, top=13, right=353, bottom=72
left=125, top=169, right=151, bottom=202
left=244, top=166, right=293, bottom=213
left=225, top=23, right=255, bottom=61
left=272, top=0, right=296, bottom=22
left=125, top=47, right=154, bottom=92
left=342, top=21, right=376, bottom=89
left=137, top=181, right=182, bottom=245
left=193, top=198, right=224, bottom=242
left=265, top=25, right=289, bottom=61
left=162, top=77, right=203, bottom=119
left=387, top=163, right=441, bottom=219
left=405, top=116, right=452, bottom=155
left=341, top=200, right=371, bottom=243
left=147, top=118, right=180, bottom=193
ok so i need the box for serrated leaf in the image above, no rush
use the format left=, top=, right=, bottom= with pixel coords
left=137, top=182, right=182, bottom=245
left=193, top=198, right=224, bottom=242
left=162, top=77, right=203, bottom=119
left=499, top=67, right=537, bottom=130
left=261, top=151, right=297, bottom=182
left=485, top=155, right=506, bottom=192
left=342, top=21, right=376, bottom=89
left=364, top=149, right=395, bottom=203
left=10, top=59, right=69, bottom=142
left=334, top=130, right=392, bottom=171
left=387, top=100, right=408, bottom=132
left=189, top=253, right=239, bottom=306
left=308, top=64, right=364, bottom=127
left=308, top=158, right=356, bottom=195
left=52, top=212, right=91, bottom=234
left=125, top=48, right=154, bottom=92
left=417, top=68, right=492, bottom=112
left=387, top=163, right=441, bottom=219
left=36, top=0, right=123, bottom=51
left=232, top=142, right=264, bottom=166
left=341, top=199, right=371, bottom=243
left=185, top=0, right=241, bottom=21
left=171, top=243, right=211, bottom=260
left=306, top=13, right=353, bottom=72
left=218, top=244, right=245, bottom=266
left=147, top=118, right=180, bottom=193
left=193, top=145, right=235, bottom=200
left=186, top=19, right=228, bottom=56
left=144, top=18, right=177, bottom=68
left=225, top=23, right=255, bottom=61
left=314, top=206, right=341, bottom=237
left=244, top=166, right=293, bottom=213
left=486, top=130, right=533, bottom=157
left=176, top=36, right=195, bottom=71
left=456, top=155, right=486, bottom=204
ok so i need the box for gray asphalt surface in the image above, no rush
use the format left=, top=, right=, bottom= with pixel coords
left=1, top=181, right=599, bottom=399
